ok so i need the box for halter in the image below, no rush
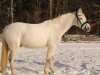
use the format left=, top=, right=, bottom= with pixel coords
left=75, top=12, right=90, bottom=37
left=75, top=12, right=89, bottom=28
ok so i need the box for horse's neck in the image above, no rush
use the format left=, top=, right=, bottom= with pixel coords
left=57, top=13, right=75, bottom=37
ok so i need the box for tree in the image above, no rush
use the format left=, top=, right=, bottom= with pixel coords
left=50, top=0, right=53, bottom=19
left=10, top=0, right=14, bottom=23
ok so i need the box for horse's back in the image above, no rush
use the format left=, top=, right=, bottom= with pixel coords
left=3, top=22, right=50, bottom=48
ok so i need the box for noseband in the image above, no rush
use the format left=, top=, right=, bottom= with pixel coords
left=75, top=13, right=89, bottom=28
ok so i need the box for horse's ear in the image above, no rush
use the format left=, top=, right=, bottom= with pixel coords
left=78, top=8, right=82, bottom=12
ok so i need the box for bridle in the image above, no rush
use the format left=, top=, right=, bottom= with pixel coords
left=75, top=12, right=90, bottom=37
left=75, top=12, right=89, bottom=29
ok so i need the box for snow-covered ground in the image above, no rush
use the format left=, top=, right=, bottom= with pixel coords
left=0, top=41, right=100, bottom=75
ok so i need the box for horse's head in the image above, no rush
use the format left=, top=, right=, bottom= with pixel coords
left=75, top=8, right=91, bottom=32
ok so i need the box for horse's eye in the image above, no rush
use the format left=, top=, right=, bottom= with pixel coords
left=79, top=18, right=82, bottom=19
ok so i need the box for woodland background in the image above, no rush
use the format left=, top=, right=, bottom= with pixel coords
left=0, top=0, right=99, bottom=36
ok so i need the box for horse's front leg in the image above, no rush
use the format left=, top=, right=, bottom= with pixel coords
left=44, top=45, right=56, bottom=75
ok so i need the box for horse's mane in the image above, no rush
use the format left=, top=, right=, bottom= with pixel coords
left=42, top=13, right=73, bottom=25
left=50, top=15, right=61, bottom=24
left=42, top=16, right=61, bottom=25
left=51, top=13, right=73, bottom=24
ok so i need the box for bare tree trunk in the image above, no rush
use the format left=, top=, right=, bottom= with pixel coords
left=37, top=0, right=40, bottom=23
left=10, top=0, right=14, bottom=23
left=37, top=0, right=39, bottom=10
left=0, top=1, right=1, bottom=14
left=50, top=0, right=53, bottom=19
left=34, top=0, right=40, bottom=23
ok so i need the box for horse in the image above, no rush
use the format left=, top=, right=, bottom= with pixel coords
left=1, top=8, right=91, bottom=75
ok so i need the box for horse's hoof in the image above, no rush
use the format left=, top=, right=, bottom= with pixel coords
left=2, top=73, right=7, bottom=75
left=50, top=67, right=55, bottom=73
left=11, top=71, right=16, bottom=75
left=0, top=71, right=6, bottom=75
left=43, top=72, right=48, bottom=75
left=51, top=69, right=55, bottom=73
left=12, top=73, right=16, bottom=75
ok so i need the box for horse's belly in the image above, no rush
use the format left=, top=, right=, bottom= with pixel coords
left=21, top=36, right=48, bottom=48
left=21, top=25, right=50, bottom=48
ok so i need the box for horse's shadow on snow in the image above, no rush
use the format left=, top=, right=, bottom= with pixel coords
left=15, top=60, right=79, bottom=70
left=33, top=61, right=74, bottom=69
left=55, top=61, right=70, bottom=68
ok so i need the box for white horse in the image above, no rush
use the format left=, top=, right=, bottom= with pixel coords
left=1, top=8, right=91, bottom=75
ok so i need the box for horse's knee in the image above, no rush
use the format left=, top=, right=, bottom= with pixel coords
left=46, top=55, right=54, bottom=62
left=46, top=56, right=54, bottom=66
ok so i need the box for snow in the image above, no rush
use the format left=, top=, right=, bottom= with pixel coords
left=0, top=41, right=100, bottom=75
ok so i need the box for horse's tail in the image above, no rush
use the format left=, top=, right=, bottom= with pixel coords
left=1, top=35, right=9, bottom=73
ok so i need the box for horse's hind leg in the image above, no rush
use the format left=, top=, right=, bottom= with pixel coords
left=9, top=43, right=20, bottom=75
left=9, top=50, right=16, bottom=75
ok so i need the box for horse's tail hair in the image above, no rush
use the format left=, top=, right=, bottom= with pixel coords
left=1, top=35, right=9, bottom=73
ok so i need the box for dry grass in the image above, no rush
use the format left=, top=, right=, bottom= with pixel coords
left=62, top=35, right=100, bottom=42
